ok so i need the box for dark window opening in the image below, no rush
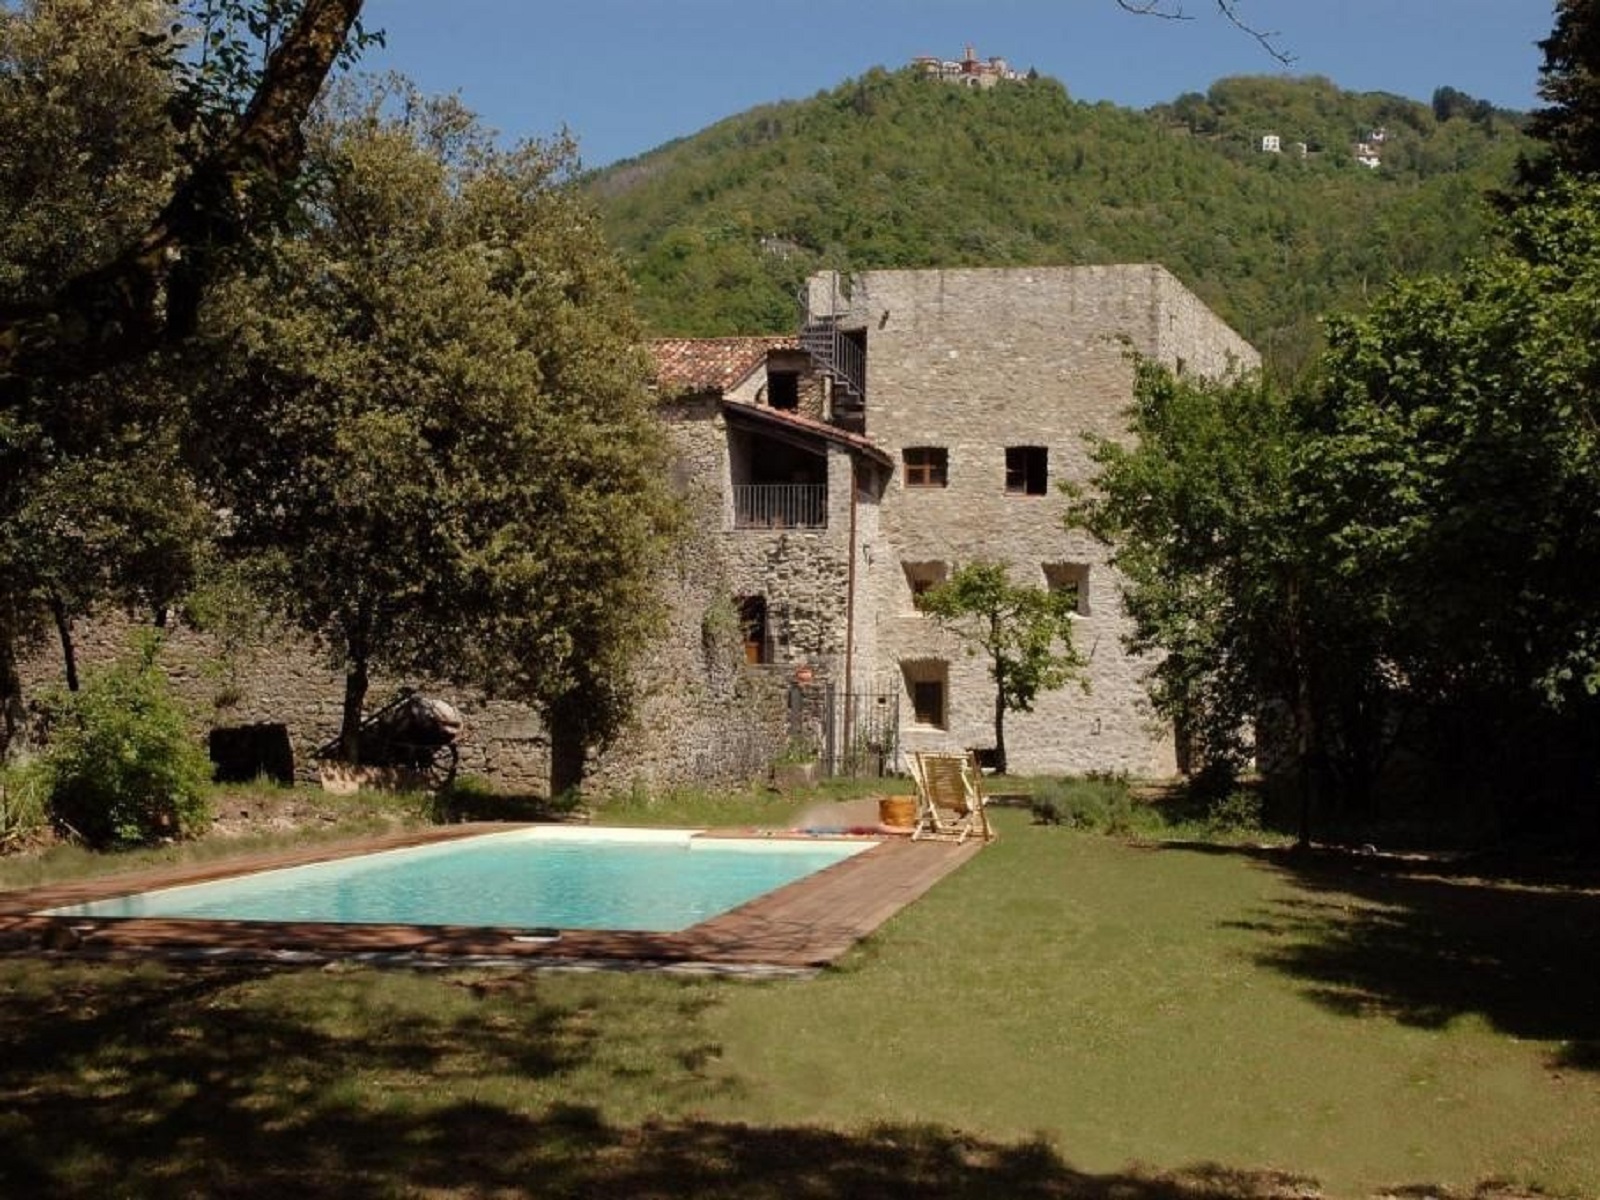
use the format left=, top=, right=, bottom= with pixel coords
left=768, top=371, right=799, bottom=411
left=1042, top=562, right=1090, bottom=616
left=1006, top=446, right=1048, bottom=495
left=739, top=596, right=768, bottom=664
left=902, top=660, right=949, bottom=729
left=903, top=446, right=948, bottom=488
left=903, top=561, right=948, bottom=611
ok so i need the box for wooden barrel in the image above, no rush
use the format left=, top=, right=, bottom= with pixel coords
left=878, top=796, right=917, bottom=830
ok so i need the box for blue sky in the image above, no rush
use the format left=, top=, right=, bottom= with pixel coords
left=363, top=1, right=1555, bottom=169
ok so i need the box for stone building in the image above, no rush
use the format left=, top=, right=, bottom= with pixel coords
left=651, top=265, right=1259, bottom=778
left=18, top=265, right=1256, bottom=793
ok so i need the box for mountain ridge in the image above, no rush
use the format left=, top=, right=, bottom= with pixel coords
left=588, top=68, right=1530, bottom=376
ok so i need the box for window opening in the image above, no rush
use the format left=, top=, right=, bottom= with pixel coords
left=768, top=371, right=799, bottom=411
left=1042, top=562, right=1090, bottom=616
left=1005, top=446, right=1048, bottom=495
left=902, top=561, right=948, bottom=611
left=901, top=660, right=949, bottom=729
left=903, top=446, right=948, bottom=488
left=739, top=596, right=769, bottom=664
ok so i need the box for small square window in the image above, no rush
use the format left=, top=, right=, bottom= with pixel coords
left=1005, top=446, right=1048, bottom=495
left=902, top=660, right=949, bottom=729
left=903, top=446, right=948, bottom=488
left=902, top=561, right=948, bottom=611
left=768, top=371, right=799, bottom=411
left=912, top=680, right=945, bottom=728
left=1042, top=562, right=1090, bottom=616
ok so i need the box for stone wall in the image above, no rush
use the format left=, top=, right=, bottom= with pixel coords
left=584, top=396, right=868, bottom=791
left=819, top=265, right=1259, bottom=776
left=17, top=615, right=553, bottom=792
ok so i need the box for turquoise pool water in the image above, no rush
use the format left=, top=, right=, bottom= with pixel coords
left=42, top=828, right=872, bottom=933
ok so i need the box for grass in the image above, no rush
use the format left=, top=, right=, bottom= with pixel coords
left=2, top=797, right=1599, bottom=1197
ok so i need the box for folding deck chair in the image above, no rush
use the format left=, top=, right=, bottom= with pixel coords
left=908, top=750, right=994, bottom=843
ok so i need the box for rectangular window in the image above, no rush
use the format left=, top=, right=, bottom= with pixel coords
left=1042, top=562, right=1090, bottom=616
left=902, top=561, right=948, bottom=611
left=903, top=446, right=948, bottom=488
left=902, top=660, right=949, bottom=729
left=1005, top=446, right=1048, bottom=495
left=767, top=371, right=799, bottom=411
left=738, top=596, right=769, bottom=663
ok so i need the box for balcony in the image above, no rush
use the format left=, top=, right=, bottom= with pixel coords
left=734, top=483, right=827, bottom=530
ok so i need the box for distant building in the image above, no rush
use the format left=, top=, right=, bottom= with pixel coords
left=911, top=45, right=1024, bottom=88
left=1354, top=141, right=1382, bottom=169
left=1261, top=133, right=1282, bottom=153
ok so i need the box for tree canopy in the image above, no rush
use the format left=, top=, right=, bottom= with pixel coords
left=1073, top=177, right=1600, bottom=838
left=199, top=81, right=676, bottom=790
left=920, top=562, right=1085, bottom=776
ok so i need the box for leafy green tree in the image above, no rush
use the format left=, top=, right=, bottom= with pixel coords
left=1525, top=0, right=1600, bottom=180
left=0, top=0, right=367, bottom=385
left=1067, top=360, right=1392, bottom=840
left=919, top=562, right=1085, bottom=776
left=0, top=0, right=373, bottom=753
left=1305, top=178, right=1600, bottom=825
left=202, top=81, right=675, bottom=794
left=0, top=0, right=195, bottom=740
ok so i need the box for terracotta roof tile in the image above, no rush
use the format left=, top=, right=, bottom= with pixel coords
left=650, top=336, right=799, bottom=395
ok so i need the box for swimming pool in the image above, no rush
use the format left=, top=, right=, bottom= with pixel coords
left=40, top=827, right=873, bottom=934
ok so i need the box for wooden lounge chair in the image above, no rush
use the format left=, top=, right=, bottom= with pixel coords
left=909, top=750, right=994, bottom=843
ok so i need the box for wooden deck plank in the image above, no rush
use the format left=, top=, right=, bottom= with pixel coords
left=0, top=826, right=983, bottom=971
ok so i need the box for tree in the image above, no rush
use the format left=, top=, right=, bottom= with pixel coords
left=1305, top=178, right=1600, bottom=827
left=200, top=82, right=675, bottom=793
left=1067, top=360, right=1392, bottom=841
left=1525, top=0, right=1600, bottom=179
left=919, top=563, right=1085, bottom=776
left=0, top=0, right=205, bottom=741
left=0, top=0, right=373, bottom=754
left=0, top=0, right=366, bottom=389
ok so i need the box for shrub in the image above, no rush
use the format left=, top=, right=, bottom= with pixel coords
left=1030, top=774, right=1134, bottom=835
left=43, top=637, right=212, bottom=848
left=0, top=755, right=50, bottom=847
left=1205, top=788, right=1264, bottom=837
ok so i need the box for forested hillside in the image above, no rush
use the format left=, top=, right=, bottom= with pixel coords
left=591, top=69, right=1528, bottom=375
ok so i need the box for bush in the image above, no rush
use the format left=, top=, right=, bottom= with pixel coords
left=1030, top=774, right=1134, bottom=835
left=0, top=755, right=50, bottom=847
left=42, top=637, right=213, bottom=848
left=1205, top=788, right=1264, bottom=837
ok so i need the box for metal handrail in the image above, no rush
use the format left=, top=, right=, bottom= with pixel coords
left=734, top=483, right=827, bottom=529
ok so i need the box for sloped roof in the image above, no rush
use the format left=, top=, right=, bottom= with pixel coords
left=719, top=399, right=894, bottom=470
left=650, top=336, right=799, bottom=395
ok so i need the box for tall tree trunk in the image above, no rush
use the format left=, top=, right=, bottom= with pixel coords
left=0, top=634, right=25, bottom=756
left=992, top=680, right=1009, bottom=777
left=339, top=657, right=369, bottom=766
left=48, top=597, right=79, bottom=693
left=991, top=615, right=1008, bottom=776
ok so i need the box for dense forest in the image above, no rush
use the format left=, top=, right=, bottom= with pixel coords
left=590, top=69, right=1529, bottom=377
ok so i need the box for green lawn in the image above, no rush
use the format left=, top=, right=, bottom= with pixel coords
left=2, top=806, right=1597, bottom=1198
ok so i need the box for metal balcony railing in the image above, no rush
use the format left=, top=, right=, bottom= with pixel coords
left=733, top=484, right=827, bottom=529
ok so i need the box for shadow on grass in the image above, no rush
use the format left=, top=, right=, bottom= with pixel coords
left=1165, top=843, right=1600, bottom=1071
left=0, top=960, right=1335, bottom=1198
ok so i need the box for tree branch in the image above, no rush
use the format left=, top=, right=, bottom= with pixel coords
left=1115, top=0, right=1295, bottom=65
left=0, top=0, right=365, bottom=389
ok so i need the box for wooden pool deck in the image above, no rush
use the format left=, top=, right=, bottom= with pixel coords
left=0, top=824, right=984, bottom=974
